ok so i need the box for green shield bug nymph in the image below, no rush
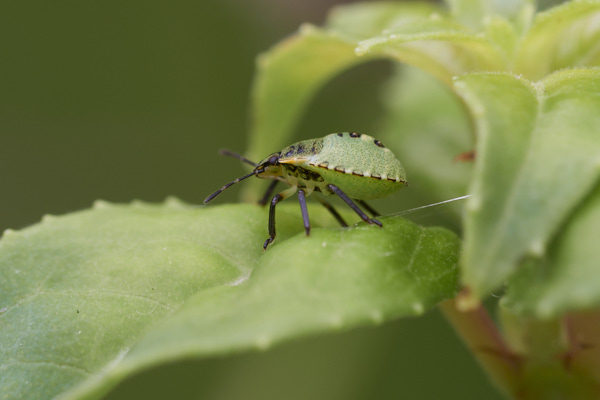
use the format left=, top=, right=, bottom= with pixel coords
left=204, top=132, right=407, bottom=249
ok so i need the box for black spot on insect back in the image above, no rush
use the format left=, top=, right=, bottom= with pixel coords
left=284, top=146, right=296, bottom=157
left=349, top=132, right=361, bottom=138
left=280, top=138, right=324, bottom=161
left=374, top=139, right=385, bottom=148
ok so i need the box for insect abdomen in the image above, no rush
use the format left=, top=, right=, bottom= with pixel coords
left=304, top=133, right=407, bottom=200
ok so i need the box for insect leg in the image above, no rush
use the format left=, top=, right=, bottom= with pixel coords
left=264, top=187, right=297, bottom=250
left=357, top=200, right=380, bottom=217
left=258, top=180, right=278, bottom=206
left=297, top=189, right=311, bottom=236
left=315, top=196, right=348, bottom=227
left=327, top=184, right=382, bottom=227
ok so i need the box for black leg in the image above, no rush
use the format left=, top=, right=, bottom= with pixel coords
left=264, top=193, right=283, bottom=249
left=357, top=200, right=380, bottom=217
left=316, top=196, right=348, bottom=227
left=327, top=184, right=382, bottom=227
left=258, top=180, right=278, bottom=206
left=263, top=187, right=296, bottom=250
left=297, top=189, right=311, bottom=236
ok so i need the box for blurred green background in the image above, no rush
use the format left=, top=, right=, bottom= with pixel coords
left=1, top=0, right=503, bottom=398
left=0, top=0, right=401, bottom=233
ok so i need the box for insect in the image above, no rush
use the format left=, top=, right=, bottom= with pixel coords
left=204, top=132, right=407, bottom=249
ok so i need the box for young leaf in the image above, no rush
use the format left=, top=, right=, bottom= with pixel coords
left=326, top=2, right=440, bottom=41
left=502, top=184, right=600, bottom=318
left=515, top=1, right=600, bottom=80
left=456, top=69, right=600, bottom=304
left=354, top=19, right=506, bottom=85
left=446, top=0, right=535, bottom=32
left=379, top=65, right=473, bottom=229
left=0, top=200, right=460, bottom=399
left=242, top=1, right=507, bottom=200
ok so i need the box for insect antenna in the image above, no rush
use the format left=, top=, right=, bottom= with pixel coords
left=219, top=149, right=257, bottom=167
left=204, top=168, right=265, bottom=204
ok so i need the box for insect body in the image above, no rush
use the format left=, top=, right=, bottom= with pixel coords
left=204, top=132, right=407, bottom=249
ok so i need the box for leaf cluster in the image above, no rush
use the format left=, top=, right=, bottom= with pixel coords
left=2, top=0, right=600, bottom=398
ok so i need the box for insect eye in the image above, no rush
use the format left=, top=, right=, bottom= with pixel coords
left=268, top=155, right=279, bottom=165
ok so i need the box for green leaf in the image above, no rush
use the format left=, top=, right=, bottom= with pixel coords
left=515, top=1, right=600, bottom=80
left=483, top=15, right=520, bottom=60
left=354, top=17, right=506, bottom=85
left=379, top=64, right=473, bottom=230
left=502, top=184, right=600, bottom=318
left=326, top=2, right=441, bottom=41
left=0, top=200, right=460, bottom=399
left=456, top=69, right=600, bottom=304
left=242, top=1, right=508, bottom=201
left=446, top=0, right=535, bottom=31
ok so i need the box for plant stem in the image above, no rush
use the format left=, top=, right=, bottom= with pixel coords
left=439, top=293, right=520, bottom=397
left=442, top=293, right=600, bottom=399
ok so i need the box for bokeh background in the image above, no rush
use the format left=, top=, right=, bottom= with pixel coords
left=0, top=0, right=530, bottom=398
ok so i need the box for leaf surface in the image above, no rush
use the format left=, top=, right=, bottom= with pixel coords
left=379, top=65, right=473, bottom=230
left=503, top=184, right=600, bottom=318
left=456, top=69, right=600, bottom=303
left=0, top=200, right=460, bottom=399
left=514, top=1, right=600, bottom=80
